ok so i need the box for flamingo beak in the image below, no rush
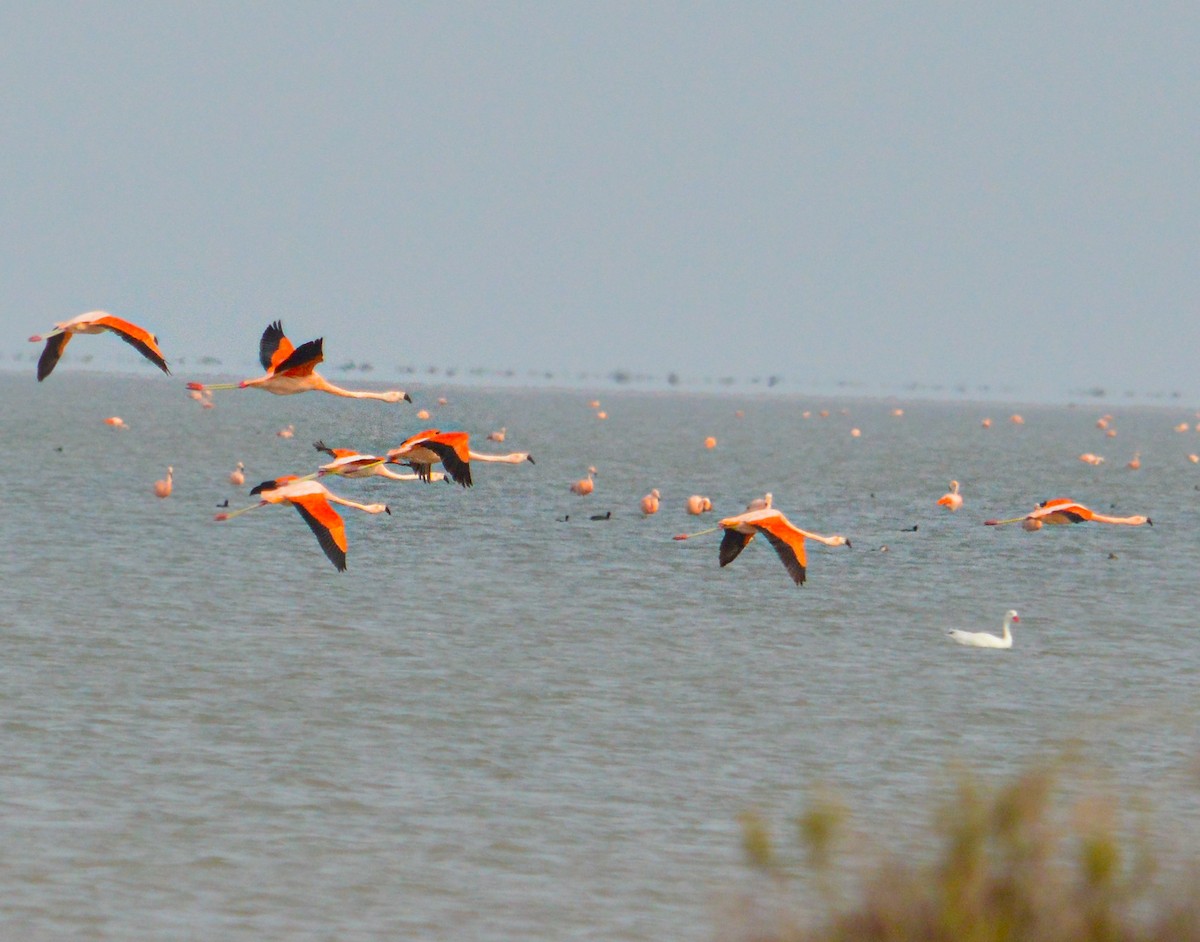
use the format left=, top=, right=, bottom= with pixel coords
left=845, top=539, right=853, bottom=548
left=385, top=506, right=392, bottom=515
left=403, top=392, right=413, bottom=402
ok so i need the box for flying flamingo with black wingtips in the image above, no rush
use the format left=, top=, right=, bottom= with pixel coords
left=29, top=311, right=170, bottom=381
left=674, top=506, right=851, bottom=586
left=215, top=476, right=391, bottom=571
left=985, top=498, right=1152, bottom=530
left=386, top=429, right=473, bottom=487
left=312, top=441, right=445, bottom=482
left=186, top=321, right=412, bottom=402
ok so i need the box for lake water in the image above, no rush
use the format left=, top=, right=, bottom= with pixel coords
left=3, top=371, right=1199, bottom=940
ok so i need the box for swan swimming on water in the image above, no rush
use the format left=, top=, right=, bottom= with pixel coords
left=948, top=610, right=1019, bottom=649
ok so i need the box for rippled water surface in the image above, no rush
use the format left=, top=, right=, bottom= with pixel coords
left=3, top=372, right=1199, bottom=940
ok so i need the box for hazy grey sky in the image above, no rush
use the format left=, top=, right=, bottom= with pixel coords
left=3, top=3, right=1198, bottom=401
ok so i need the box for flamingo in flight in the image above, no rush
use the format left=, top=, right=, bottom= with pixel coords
left=937, top=480, right=963, bottom=511
left=186, top=321, right=412, bottom=402
left=674, top=507, right=851, bottom=586
left=312, top=441, right=446, bottom=482
left=29, top=311, right=170, bottom=381
left=215, top=476, right=391, bottom=571
left=948, top=610, right=1019, bottom=649
left=985, top=498, right=1152, bottom=530
left=386, top=429, right=473, bottom=487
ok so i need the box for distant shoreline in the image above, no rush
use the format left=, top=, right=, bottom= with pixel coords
left=2, top=361, right=1194, bottom=411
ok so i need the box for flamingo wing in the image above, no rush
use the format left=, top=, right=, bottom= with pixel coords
left=313, top=440, right=356, bottom=459
left=393, top=428, right=442, bottom=449
left=259, top=321, right=295, bottom=372
left=718, top=528, right=753, bottom=568
left=392, top=431, right=472, bottom=487
left=1033, top=499, right=1090, bottom=524
left=36, top=333, right=72, bottom=381
left=250, top=475, right=301, bottom=495
left=757, top=527, right=808, bottom=585
left=271, top=338, right=324, bottom=377
left=289, top=493, right=348, bottom=571
left=423, top=432, right=473, bottom=488
left=91, top=315, right=170, bottom=374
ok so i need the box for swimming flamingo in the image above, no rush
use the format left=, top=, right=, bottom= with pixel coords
left=1078, top=453, right=1105, bottom=465
left=746, top=492, right=773, bottom=511
left=313, top=441, right=445, bottom=482
left=1127, top=452, right=1141, bottom=470
left=215, top=476, right=390, bottom=571
left=985, top=499, right=1152, bottom=530
left=640, top=489, right=660, bottom=515
left=487, top=427, right=506, bottom=442
left=937, top=480, right=963, bottom=511
left=277, top=424, right=295, bottom=439
left=570, top=467, right=597, bottom=496
left=153, top=466, right=173, bottom=498
left=30, top=311, right=170, bottom=381
left=186, top=322, right=412, bottom=402
left=948, top=610, right=1019, bottom=649
left=229, top=462, right=245, bottom=486
left=385, top=429, right=472, bottom=486
left=104, top=416, right=128, bottom=429
left=685, top=495, right=713, bottom=515
left=674, top=507, right=851, bottom=586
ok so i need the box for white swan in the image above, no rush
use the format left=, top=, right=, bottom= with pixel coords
left=948, top=610, right=1019, bottom=649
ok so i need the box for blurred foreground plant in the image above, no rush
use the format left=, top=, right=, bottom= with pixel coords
left=720, top=764, right=1199, bottom=942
